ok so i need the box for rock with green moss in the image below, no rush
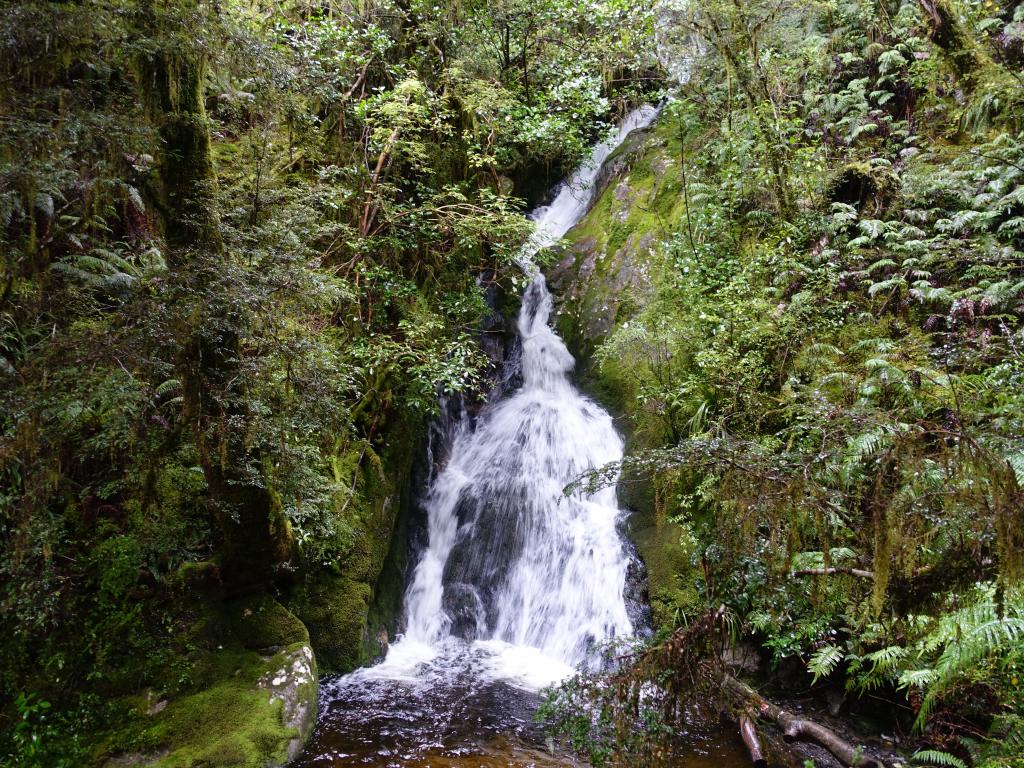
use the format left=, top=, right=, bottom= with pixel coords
left=287, top=417, right=422, bottom=673
left=548, top=119, right=684, bottom=366
left=228, top=593, right=309, bottom=651
left=100, top=598, right=317, bottom=768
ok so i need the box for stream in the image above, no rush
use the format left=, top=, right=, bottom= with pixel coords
left=293, top=108, right=752, bottom=768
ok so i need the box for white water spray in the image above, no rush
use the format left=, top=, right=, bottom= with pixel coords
left=350, top=106, right=658, bottom=693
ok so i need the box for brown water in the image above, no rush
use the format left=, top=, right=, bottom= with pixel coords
left=291, top=650, right=751, bottom=768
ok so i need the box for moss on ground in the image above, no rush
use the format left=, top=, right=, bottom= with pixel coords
left=96, top=597, right=316, bottom=768
left=114, top=663, right=293, bottom=767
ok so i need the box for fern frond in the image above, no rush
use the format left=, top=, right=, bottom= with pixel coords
left=808, top=644, right=844, bottom=684
left=1007, top=451, right=1024, bottom=488
left=911, top=749, right=967, bottom=768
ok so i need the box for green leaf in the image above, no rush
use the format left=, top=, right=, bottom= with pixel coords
left=911, top=750, right=967, bottom=768
left=808, top=644, right=844, bottom=684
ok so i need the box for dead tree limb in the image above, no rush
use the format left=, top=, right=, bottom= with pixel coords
left=722, top=675, right=886, bottom=768
left=739, top=714, right=767, bottom=768
left=360, top=125, right=400, bottom=236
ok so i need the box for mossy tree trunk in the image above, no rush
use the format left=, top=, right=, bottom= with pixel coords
left=136, top=0, right=291, bottom=590
left=136, top=0, right=221, bottom=257
left=917, top=0, right=985, bottom=82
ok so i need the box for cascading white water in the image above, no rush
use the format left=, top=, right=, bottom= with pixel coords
left=527, top=105, right=660, bottom=256
left=358, top=106, right=660, bottom=693
left=395, top=274, right=633, bottom=685
left=293, top=107, right=676, bottom=766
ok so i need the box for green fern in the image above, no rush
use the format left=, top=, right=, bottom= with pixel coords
left=807, top=644, right=844, bottom=684
left=841, top=426, right=893, bottom=486
left=900, top=585, right=1024, bottom=729
left=1007, top=451, right=1024, bottom=488
left=51, top=248, right=139, bottom=292
left=911, top=749, right=967, bottom=768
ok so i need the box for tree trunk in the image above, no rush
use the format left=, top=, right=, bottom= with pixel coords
left=136, top=0, right=291, bottom=590
left=740, top=714, right=767, bottom=768
left=137, top=2, right=221, bottom=257
left=917, top=0, right=983, bottom=79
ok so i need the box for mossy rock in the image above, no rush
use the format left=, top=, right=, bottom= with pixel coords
left=98, top=597, right=317, bottom=768
left=549, top=116, right=677, bottom=366
left=227, top=593, right=309, bottom=650
left=100, top=640, right=316, bottom=768
left=168, top=561, right=223, bottom=595
left=629, top=518, right=701, bottom=629
left=286, top=413, right=422, bottom=674
left=289, top=572, right=374, bottom=672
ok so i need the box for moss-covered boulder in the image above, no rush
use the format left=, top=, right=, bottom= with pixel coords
left=287, top=417, right=421, bottom=673
left=99, top=597, right=317, bottom=768
left=289, top=572, right=375, bottom=672
left=228, top=593, right=309, bottom=651
left=548, top=120, right=681, bottom=367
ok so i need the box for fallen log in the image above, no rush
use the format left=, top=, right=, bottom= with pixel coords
left=739, top=714, right=767, bottom=768
left=722, top=675, right=886, bottom=768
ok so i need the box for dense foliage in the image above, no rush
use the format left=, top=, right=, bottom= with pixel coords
left=0, top=0, right=657, bottom=763
left=3, top=0, right=1023, bottom=765
left=546, top=0, right=1024, bottom=765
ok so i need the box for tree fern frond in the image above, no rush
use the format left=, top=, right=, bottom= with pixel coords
left=908, top=584, right=1024, bottom=730
left=1007, top=451, right=1024, bottom=488
left=911, top=749, right=967, bottom=768
left=808, top=644, right=844, bottom=684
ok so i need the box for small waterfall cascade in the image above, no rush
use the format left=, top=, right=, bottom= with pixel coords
left=369, top=105, right=660, bottom=691
left=331, top=107, right=658, bottom=702
left=294, top=106, right=754, bottom=766
left=396, top=273, right=633, bottom=686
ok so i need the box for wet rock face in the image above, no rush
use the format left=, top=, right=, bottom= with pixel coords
left=548, top=217, right=657, bottom=362
left=441, top=482, right=531, bottom=638
left=545, top=121, right=663, bottom=366
left=620, top=523, right=654, bottom=638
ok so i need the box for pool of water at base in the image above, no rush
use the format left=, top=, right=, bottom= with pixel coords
left=290, top=643, right=752, bottom=768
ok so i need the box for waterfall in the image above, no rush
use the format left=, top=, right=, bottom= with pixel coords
left=526, top=105, right=660, bottom=256
left=351, top=105, right=659, bottom=693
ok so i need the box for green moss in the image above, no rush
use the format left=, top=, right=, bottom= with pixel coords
left=290, top=573, right=373, bottom=672
left=228, top=594, right=309, bottom=650
left=629, top=519, right=701, bottom=629
left=103, top=642, right=310, bottom=768
left=142, top=683, right=289, bottom=767
left=168, top=561, right=222, bottom=594
left=86, top=594, right=317, bottom=768
left=287, top=413, right=423, bottom=673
